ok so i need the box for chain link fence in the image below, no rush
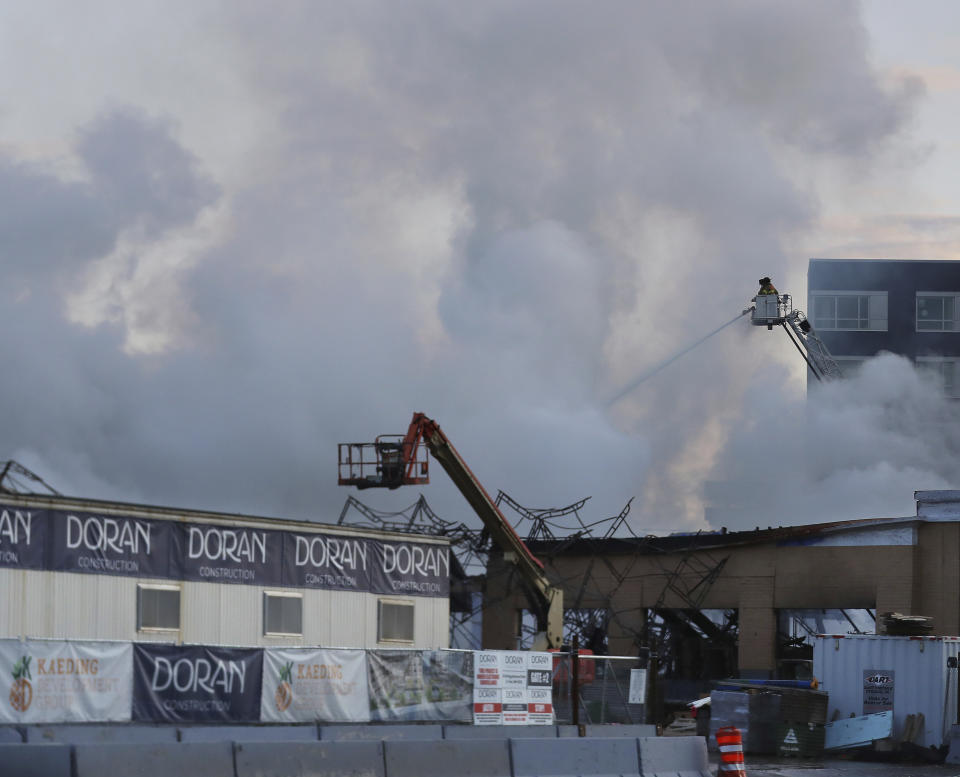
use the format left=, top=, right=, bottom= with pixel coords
left=550, top=654, right=647, bottom=725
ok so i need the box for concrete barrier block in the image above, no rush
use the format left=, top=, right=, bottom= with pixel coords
left=511, top=736, right=641, bottom=777
left=0, top=726, right=23, bottom=742
left=235, top=740, right=385, bottom=777
left=384, top=739, right=511, bottom=777
left=180, top=724, right=318, bottom=742
left=321, top=724, right=443, bottom=741
left=443, top=725, right=557, bottom=739
left=583, top=724, right=657, bottom=738
left=556, top=725, right=580, bottom=737
left=75, top=741, right=235, bottom=777
left=638, top=736, right=710, bottom=777
left=25, top=723, right=179, bottom=744
left=0, top=743, right=71, bottom=777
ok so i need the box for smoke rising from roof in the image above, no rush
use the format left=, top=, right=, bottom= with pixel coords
left=0, top=2, right=945, bottom=532
left=706, top=353, right=958, bottom=528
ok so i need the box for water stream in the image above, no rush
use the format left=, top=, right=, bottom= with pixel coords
left=607, top=309, right=751, bottom=405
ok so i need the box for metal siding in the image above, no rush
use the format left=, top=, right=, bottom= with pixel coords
left=329, top=590, right=375, bottom=648
left=3, top=569, right=448, bottom=650
left=814, top=635, right=960, bottom=747
left=0, top=569, right=24, bottom=637
left=415, top=595, right=449, bottom=648
left=301, top=587, right=332, bottom=646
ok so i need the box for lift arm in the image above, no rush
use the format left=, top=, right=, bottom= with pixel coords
left=782, top=310, right=844, bottom=382
left=749, top=293, right=843, bottom=382
left=338, top=412, right=564, bottom=649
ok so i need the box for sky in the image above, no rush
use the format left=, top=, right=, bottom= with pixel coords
left=0, top=1, right=958, bottom=534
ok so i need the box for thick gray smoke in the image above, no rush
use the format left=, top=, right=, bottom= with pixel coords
left=705, top=353, right=958, bottom=528
left=0, top=2, right=938, bottom=532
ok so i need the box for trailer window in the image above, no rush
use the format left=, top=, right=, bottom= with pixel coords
left=263, top=592, right=303, bottom=636
left=137, top=584, right=180, bottom=631
left=378, top=600, right=415, bottom=643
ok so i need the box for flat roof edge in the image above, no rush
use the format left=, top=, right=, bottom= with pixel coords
left=0, top=492, right=450, bottom=544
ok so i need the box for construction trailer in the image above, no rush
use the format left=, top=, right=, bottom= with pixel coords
left=0, top=493, right=451, bottom=649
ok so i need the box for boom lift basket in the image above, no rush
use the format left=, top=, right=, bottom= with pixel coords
left=338, top=436, right=429, bottom=489
left=751, top=293, right=791, bottom=329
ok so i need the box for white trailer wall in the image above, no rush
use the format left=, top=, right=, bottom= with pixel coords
left=0, top=568, right=449, bottom=648
left=813, top=634, right=960, bottom=748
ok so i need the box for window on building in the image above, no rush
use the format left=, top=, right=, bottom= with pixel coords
left=378, top=599, right=415, bottom=643
left=263, top=592, right=303, bottom=636
left=833, top=356, right=868, bottom=378
left=916, top=357, right=960, bottom=398
left=809, top=291, right=887, bottom=331
left=916, top=293, right=960, bottom=331
left=137, top=584, right=180, bottom=631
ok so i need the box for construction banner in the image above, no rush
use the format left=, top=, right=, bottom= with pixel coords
left=0, top=502, right=449, bottom=599
left=0, top=639, right=132, bottom=723
left=0, top=506, right=46, bottom=570
left=367, top=541, right=451, bottom=598
left=132, top=644, right=263, bottom=723
left=260, top=648, right=369, bottom=723
left=367, top=650, right=472, bottom=722
left=49, top=509, right=176, bottom=580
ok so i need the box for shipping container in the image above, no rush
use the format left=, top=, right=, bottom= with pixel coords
left=812, top=634, right=960, bottom=748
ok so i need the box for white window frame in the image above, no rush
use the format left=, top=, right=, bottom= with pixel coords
left=377, top=598, right=415, bottom=644
left=916, top=356, right=960, bottom=398
left=137, top=583, right=181, bottom=632
left=809, top=290, right=888, bottom=332
left=263, top=591, right=304, bottom=637
left=916, top=292, right=960, bottom=332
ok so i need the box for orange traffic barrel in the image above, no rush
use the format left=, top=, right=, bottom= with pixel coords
left=716, top=725, right=747, bottom=776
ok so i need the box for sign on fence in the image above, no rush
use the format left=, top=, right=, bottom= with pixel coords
left=526, top=652, right=553, bottom=725
left=368, top=650, right=472, bottom=722
left=473, top=651, right=553, bottom=726
left=628, top=668, right=647, bottom=705
left=0, top=635, right=560, bottom=727
left=0, top=639, right=132, bottom=723
left=261, top=648, right=369, bottom=723
left=132, top=644, right=263, bottom=723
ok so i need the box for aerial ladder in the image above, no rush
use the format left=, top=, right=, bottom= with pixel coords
left=748, top=292, right=843, bottom=382
left=338, top=412, right=564, bottom=650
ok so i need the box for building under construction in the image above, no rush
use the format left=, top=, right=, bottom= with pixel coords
left=337, top=481, right=960, bottom=709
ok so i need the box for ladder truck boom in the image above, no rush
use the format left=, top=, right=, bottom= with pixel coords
left=749, top=293, right=843, bottom=382
left=338, top=412, right=564, bottom=649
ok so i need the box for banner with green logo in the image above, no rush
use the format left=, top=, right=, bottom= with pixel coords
left=0, top=639, right=132, bottom=723
left=260, top=647, right=369, bottom=723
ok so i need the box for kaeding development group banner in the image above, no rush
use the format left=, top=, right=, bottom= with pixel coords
left=0, top=640, right=131, bottom=724
left=472, top=651, right=554, bottom=726
left=132, top=645, right=263, bottom=723
left=260, top=648, right=369, bottom=723
left=0, top=503, right=449, bottom=598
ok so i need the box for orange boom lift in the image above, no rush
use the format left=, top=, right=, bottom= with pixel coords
left=338, top=412, right=564, bottom=649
